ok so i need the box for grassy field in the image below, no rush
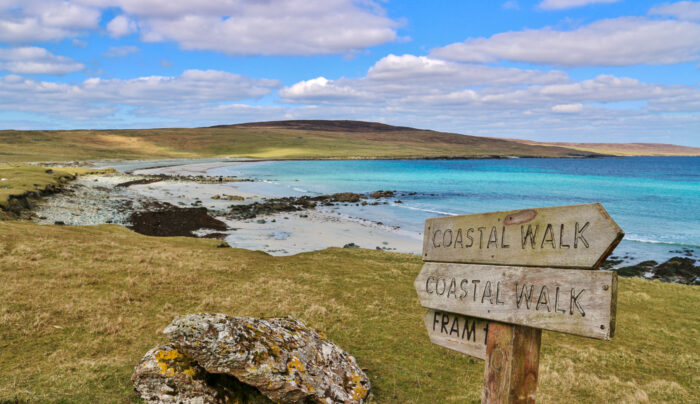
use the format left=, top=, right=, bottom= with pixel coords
left=0, top=221, right=697, bottom=403
left=0, top=121, right=595, bottom=162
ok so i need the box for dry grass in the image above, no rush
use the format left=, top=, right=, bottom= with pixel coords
left=0, top=221, right=697, bottom=403
left=0, top=125, right=592, bottom=163
left=506, top=139, right=700, bottom=157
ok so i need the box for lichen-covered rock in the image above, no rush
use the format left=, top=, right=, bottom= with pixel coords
left=163, top=314, right=371, bottom=404
left=132, top=344, right=273, bottom=404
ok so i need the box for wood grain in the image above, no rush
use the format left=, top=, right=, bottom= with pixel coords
left=423, top=309, right=488, bottom=360
left=422, top=203, right=624, bottom=269
left=414, top=262, right=617, bottom=339
left=482, top=323, right=541, bottom=404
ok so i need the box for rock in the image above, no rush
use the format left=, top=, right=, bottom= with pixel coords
left=330, top=193, right=363, bottom=203
left=343, top=242, right=360, bottom=249
left=653, top=257, right=698, bottom=284
left=615, top=257, right=699, bottom=285
left=164, top=314, right=371, bottom=404
left=132, top=344, right=273, bottom=404
left=616, top=260, right=657, bottom=278
left=128, top=204, right=228, bottom=237
left=369, top=190, right=394, bottom=199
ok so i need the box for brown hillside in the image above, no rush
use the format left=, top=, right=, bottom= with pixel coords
left=508, top=139, right=700, bottom=157
left=0, top=120, right=599, bottom=162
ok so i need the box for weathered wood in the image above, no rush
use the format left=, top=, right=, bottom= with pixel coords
left=414, top=262, right=617, bottom=339
left=424, top=309, right=488, bottom=360
left=482, top=323, right=541, bottom=404
left=422, top=203, right=624, bottom=269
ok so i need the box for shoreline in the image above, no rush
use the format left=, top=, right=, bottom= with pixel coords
left=23, top=158, right=699, bottom=284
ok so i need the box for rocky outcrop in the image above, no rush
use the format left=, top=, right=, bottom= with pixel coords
left=127, top=202, right=228, bottom=237
left=616, top=256, right=698, bottom=285
left=134, top=314, right=371, bottom=404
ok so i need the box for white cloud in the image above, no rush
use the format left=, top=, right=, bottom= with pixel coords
left=106, top=15, right=137, bottom=38
left=77, top=0, right=398, bottom=55
left=0, top=69, right=280, bottom=119
left=0, top=1, right=101, bottom=43
left=431, top=17, right=700, bottom=67
left=0, top=47, right=84, bottom=74
left=551, top=103, right=583, bottom=113
left=280, top=55, right=570, bottom=105
left=0, top=0, right=398, bottom=54
left=649, top=1, right=700, bottom=21
left=538, top=0, right=621, bottom=10
left=102, top=45, right=140, bottom=58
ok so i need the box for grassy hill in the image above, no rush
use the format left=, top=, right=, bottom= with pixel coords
left=0, top=221, right=697, bottom=403
left=507, top=139, right=700, bottom=157
left=0, top=120, right=598, bottom=162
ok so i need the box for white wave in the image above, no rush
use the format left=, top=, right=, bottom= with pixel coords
left=624, top=237, right=699, bottom=249
left=397, top=204, right=459, bottom=216
left=293, top=187, right=308, bottom=193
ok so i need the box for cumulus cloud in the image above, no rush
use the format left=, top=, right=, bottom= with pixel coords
left=280, top=54, right=570, bottom=104
left=0, top=0, right=397, bottom=55
left=538, top=0, right=620, bottom=10
left=0, top=47, right=84, bottom=74
left=0, top=69, right=280, bottom=119
left=0, top=1, right=101, bottom=43
left=649, top=1, right=700, bottom=21
left=106, top=15, right=137, bottom=38
left=431, top=17, right=700, bottom=67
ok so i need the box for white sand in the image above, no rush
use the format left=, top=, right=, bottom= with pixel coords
left=127, top=161, right=423, bottom=256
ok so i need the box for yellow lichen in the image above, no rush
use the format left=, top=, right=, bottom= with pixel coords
left=154, top=348, right=197, bottom=379
left=286, top=356, right=306, bottom=374
left=350, top=374, right=368, bottom=400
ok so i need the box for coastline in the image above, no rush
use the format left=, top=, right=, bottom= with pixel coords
left=25, top=157, right=698, bottom=284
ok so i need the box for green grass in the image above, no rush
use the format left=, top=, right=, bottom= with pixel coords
left=0, top=165, right=109, bottom=210
left=0, top=124, right=592, bottom=162
left=0, top=221, right=697, bottom=403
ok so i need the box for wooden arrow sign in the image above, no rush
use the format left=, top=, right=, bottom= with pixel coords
left=422, top=203, right=624, bottom=269
left=424, top=309, right=488, bottom=360
left=414, top=262, right=617, bottom=340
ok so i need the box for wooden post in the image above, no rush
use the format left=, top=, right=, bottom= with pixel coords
left=482, top=322, right=541, bottom=404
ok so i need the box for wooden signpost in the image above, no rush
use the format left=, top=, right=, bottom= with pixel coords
left=415, top=203, right=624, bottom=403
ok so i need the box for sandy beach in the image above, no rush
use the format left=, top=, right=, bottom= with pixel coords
left=31, top=160, right=422, bottom=256
left=134, top=162, right=422, bottom=255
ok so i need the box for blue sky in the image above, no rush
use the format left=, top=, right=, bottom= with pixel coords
left=0, top=0, right=699, bottom=145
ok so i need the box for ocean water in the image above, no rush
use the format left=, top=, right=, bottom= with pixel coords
left=209, top=157, right=700, bottom=264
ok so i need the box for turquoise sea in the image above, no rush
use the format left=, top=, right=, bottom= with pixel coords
left=209, top=157, right=700, bottom=264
